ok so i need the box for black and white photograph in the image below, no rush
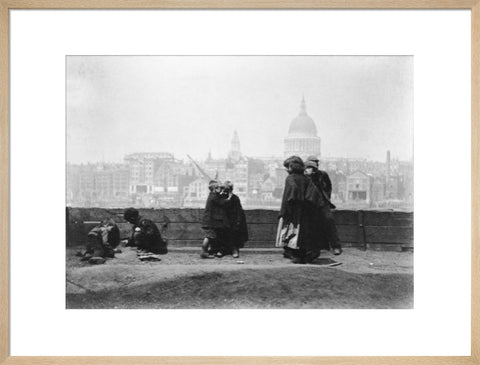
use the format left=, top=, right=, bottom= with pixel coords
left=66, top=55, right=414, bottom=309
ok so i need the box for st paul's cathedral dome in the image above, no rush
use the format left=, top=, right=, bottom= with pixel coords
left=284, top=97, right=321, bottom=160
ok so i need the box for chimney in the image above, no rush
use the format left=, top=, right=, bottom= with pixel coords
left=386, top=150, right=391, bottom=178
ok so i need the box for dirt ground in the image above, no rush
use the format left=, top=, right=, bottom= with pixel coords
left=66, top=245, right=413, bottom=309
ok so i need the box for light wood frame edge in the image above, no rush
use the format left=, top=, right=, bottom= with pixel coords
left=0, top=1, right=478, bottom=364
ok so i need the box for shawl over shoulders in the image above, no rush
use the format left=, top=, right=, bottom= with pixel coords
left=279, top=173, right=308, bottom=223
left=282, top=173, right=307, bottom=202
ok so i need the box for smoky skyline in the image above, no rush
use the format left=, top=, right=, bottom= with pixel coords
left=66, top=55, right=413, bottom=164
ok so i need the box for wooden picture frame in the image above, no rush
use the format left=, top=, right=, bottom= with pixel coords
left=0, top=1, right=478, bottom=364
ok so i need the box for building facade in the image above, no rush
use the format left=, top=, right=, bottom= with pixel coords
left=346, top=171, right=372, bottom=205
left=125, top=152, right=174, bottom=194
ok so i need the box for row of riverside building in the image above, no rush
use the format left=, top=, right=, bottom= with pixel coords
left=67, top=98, right=413, bottom=210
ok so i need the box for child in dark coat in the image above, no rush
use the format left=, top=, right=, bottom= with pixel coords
left=124, top=207, right=168, bottom=255
left=223, top=181, right=248, bottom=258
left=200, top=180, right=232, bottom=258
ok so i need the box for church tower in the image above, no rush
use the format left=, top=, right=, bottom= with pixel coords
left=228, top=130, right=242, bottom=162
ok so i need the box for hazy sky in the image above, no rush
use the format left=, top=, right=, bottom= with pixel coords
left=66, top=56, right=413, bottom=163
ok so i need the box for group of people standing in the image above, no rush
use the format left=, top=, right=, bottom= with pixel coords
left=277, top=155, right=341, bottom=264
left=77, top=156, right=340, bottom=265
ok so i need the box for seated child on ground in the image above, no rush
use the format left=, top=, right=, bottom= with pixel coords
left=123, top=207, right=168, bottom=255
left=78, top=218, right=120, bottom=264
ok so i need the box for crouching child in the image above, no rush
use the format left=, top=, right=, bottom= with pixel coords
left=123, top=207, right=168, bottom=255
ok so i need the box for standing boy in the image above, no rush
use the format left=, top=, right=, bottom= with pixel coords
left=200, top=180, right=232, bottom=258
left=223, top=181, right=248, bottom=258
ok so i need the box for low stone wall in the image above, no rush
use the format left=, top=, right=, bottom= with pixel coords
left=66, top=207, right=413, bottom=252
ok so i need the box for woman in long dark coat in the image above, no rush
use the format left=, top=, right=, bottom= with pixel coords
left=276, top=156, right=314, bottom=264
left=303, top=162, right=331, bottom=262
